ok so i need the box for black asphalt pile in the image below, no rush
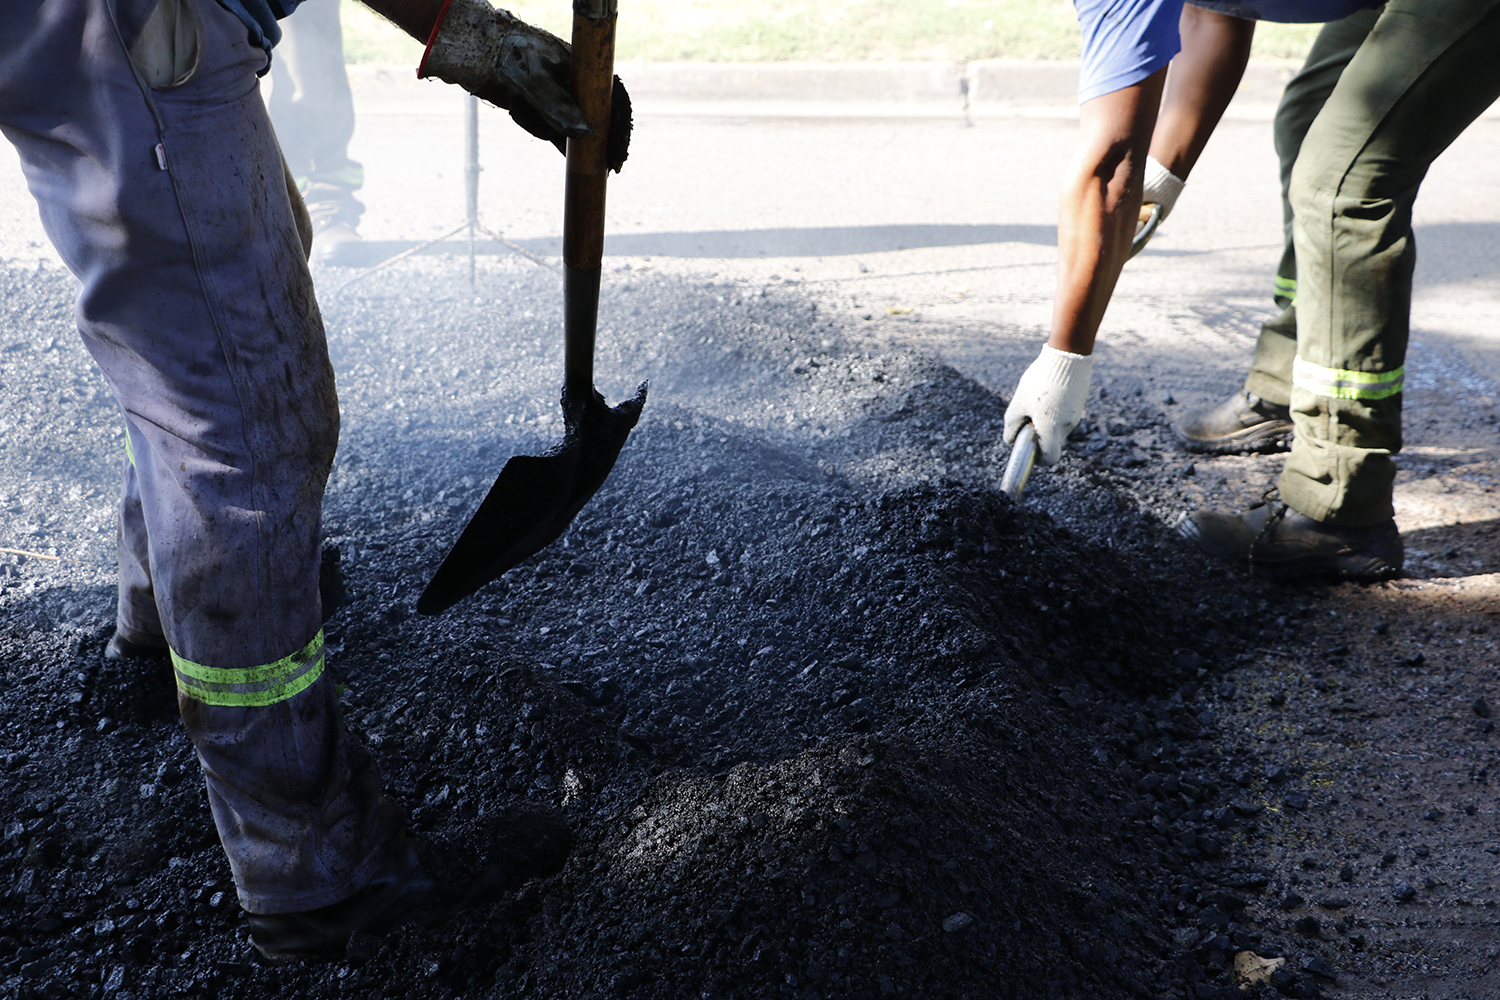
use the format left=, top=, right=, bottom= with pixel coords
left=0, top=258, right=1362, bottom=1000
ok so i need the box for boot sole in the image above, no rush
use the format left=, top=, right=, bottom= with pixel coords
left=1248, top=554, right=1404, bottom=583
left=1171, top=421, right=1293, bottom=456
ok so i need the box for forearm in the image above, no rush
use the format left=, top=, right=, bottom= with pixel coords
left=1148, top=5, right=1255, bottom=180
left=357, top=0, right=447, bottom=43
left=1048, top=69, right=1165, bottom=357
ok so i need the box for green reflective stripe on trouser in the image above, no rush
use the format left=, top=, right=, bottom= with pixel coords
left=1292, top=356, right=1404, bottom=401
left=1274, top=275, right=1297, bottom=303
left=172, top=631, right=325, bottom=707
left=123, top=427, right=135, bottom=466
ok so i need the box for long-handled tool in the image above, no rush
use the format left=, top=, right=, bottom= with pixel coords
left=1000, top=422, right=1039, bottom=500
left=417, top=0, right=646, bottom=615
left=1128, top=201, right=1163, bottom=260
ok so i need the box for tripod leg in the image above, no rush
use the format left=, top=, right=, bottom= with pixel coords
left=465, top=93, right=480, bottom=290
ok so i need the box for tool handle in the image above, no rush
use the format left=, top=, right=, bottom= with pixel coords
left=561, top=0, right=616, bottom=393
left=562, top=1, right=616, bottom=391
left=563, top=1, right=615, bottom=270
left=1000, top=422, right=1039, bottom=499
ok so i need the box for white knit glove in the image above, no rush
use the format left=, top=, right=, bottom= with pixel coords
left=1142, top=155, right=1185, bottom=221
left=1004, top=345, right=1094, bottom=466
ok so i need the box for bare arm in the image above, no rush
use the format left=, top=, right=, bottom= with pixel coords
left=1008, top=8, right=1257, bottom=461
left=1047, top=69, right=1166, bottom=357
left=1048, top=7, right=1254, bottom=356
left=1149, top=5, right=1256, bottom=180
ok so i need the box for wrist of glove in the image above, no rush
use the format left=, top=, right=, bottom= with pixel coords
left=1142, top=155, right=1184, bottom=221
left=1003, top=345, right=1093, bottom=466
left=419, top=0, right=632, bottom=171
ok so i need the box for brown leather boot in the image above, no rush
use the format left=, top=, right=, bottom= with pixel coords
left=1179, top=502, right=1403, bottom=582
left=1172, top=390, right=1293, bottom=455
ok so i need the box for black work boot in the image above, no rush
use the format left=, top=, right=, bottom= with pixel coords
left=104, top=629, right=170, bottom=663
left=248, top=843, right=431, bottom=963
left=248, top=805, right=571, bottom=963
left=1172, top=390, right=1293, bottom=454
left=1178, top=502, right=1403, bottom=582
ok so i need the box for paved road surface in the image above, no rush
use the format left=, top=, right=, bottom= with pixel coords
left=3, top=68, right=1494, bottom=545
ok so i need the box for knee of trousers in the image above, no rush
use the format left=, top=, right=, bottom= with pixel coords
left=1287, top=157, right=1332, bottom=235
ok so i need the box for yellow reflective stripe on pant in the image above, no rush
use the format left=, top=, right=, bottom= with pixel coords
left=1292, top=356, right=1404, bottom=401
left=172, top=631, right=325, bottom=707
left=1274, top=275, right=1297, bottom=303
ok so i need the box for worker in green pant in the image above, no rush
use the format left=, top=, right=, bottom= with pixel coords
left=1177, top=0, right=1500, bottom=580
left=1173, top=6, right=1381, bottom=457
left=1176, top=6, right=1374, bottom=452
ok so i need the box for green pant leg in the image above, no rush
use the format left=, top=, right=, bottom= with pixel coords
left=1268, top=9, right=1378, bottom=309
left=1245, top=305, right=1299, bottom=406
left=1280, top=0, right=1500, bottom=526
left=1244, top=10, right=1377, bottom=406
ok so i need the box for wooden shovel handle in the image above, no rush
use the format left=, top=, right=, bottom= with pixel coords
left=563, top=0, right=616, bottom=271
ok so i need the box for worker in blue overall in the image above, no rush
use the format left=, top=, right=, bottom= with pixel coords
left=0, top=0, right=614, bottom=961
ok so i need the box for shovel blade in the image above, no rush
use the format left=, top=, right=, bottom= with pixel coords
left=417, top=381, right=647, bottom=615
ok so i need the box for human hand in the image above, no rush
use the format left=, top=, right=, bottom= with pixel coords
left=419, top=0, right=632, bottom=171
left=1003, top=346, right=1094, bottom=466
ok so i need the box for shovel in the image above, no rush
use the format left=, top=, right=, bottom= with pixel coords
left=417, top=0, right=647, bottom=616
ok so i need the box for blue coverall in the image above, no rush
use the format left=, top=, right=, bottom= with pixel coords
left=0, top=0, right=399, bottom=915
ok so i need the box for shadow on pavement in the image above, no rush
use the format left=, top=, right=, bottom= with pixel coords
left=336, top=223, right=1059, bottom=267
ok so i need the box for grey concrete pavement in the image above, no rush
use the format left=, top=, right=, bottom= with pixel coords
left=2, top=60, right=1496, bottom=546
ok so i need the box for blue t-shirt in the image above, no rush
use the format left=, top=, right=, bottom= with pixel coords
left=1076, top=0, right=1377, bottom=103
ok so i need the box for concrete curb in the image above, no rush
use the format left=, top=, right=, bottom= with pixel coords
left=346, top=59, right=1312, bottom=120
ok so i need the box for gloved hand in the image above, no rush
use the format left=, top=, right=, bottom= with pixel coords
left=419, top=0, right=632, bottom=171
left=1131, top=155, right=1184, bottom=258
left=1003, top=345, right=1094, bottom=466
left=1141, top=155, right=1184, bottom=222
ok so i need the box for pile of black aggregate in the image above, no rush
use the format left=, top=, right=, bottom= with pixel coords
left=0, top=258, right=1331, bottom=999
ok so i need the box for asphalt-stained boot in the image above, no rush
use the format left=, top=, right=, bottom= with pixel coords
left=248, top=805, right=572, bottom=963
left=247, top=842, right=431, bottom=963
left=1178, top=502, right=1403, bottom=582
left=104, top=628, right=170, bottom=662
left=1172, top=390, right=1293, bottom=454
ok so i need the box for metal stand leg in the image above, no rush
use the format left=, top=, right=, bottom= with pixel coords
left=335, top=92, right=552, bottom=297
left=466, top=94, right=480, bottom=290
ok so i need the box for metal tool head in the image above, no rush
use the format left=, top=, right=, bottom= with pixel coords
left=416, top=380, right=647, bottom=615
left=1000, top=422, right=1039, bottom=500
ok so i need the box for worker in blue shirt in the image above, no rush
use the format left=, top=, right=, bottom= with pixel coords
left=0, top=0, right=619, bottom=962
left=1003, top=0, right=1373, bottom=475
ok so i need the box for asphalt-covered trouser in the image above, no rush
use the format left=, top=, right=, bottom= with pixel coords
left=0, top=0, right=400, bottom=914
left=1241, top=6, right=1379, bottom=408
left=1274, top=0, right=1500, bottom=525
left=267, top=0, right=364, bottom=229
